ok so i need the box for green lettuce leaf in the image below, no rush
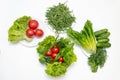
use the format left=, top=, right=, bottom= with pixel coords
left=8, top=16, right=32, bottom=43
left=67, top=20, right=96, bottom=54
left=37, top=36, right=56, bottom=64
left=45, top=62, right=67, bottom=77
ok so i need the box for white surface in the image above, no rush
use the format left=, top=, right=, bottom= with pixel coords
left=0, top=0, right=120, bottom=80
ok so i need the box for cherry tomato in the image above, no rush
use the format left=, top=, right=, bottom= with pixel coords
left=51, top=46, right=59, bottom=53
left=51, top=53, right=57, bottom=59
left=26, top=29, right=35, bottom=38
left=45, top=51, right=52, bottom=56
left=58, top=57, right=64, bottom=63
left=35, top=29, right=44, bottom=37
left=28, top=20, right=39, bottom=29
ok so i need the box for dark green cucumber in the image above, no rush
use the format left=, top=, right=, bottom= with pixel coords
left=96, top=32, right=110, bottom=40
left=97, top=38, right=109, bottom=43
left=96, top=42, right=111, bottom=48
left=94, top=29, right=108, bottom=37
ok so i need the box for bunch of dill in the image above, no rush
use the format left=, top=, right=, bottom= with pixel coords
left=46, top=3, right=75, bottom=32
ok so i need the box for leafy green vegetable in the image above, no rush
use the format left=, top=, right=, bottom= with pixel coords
left=88, top=48, right=107, bottom=72
left=63, top=48, right=77, bottom=67
left=37, top=35, right=77, bottom=76
left=8, top=16, right=32, bottom=43
left=54, top=42, right=77, bottom=67
left=55, top=38, right=72, bottom=49
left=37, top=36, right=56, bottom=54
left=67, top=20, right=96, bottom=54
left=39, top=55, right=52, bottom=64
left=45, top=62, right=67, bottom=77
left=37, top=36, right=56, bottom=64
left=46, top=3, right=75, bottom=32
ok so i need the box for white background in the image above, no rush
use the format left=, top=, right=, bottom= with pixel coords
left=0, top=0, right=120, bottom=80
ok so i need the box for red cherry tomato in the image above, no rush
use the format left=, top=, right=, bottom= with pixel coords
left=35, top=29, right=44, bottom=37
left=28, top=20, right=39, bottom=29
left=58, top=57, right=64, bottom=63
left=26, top=29, right=35, bottom=38
left=45, top=51, right=52, bottom=56
left=51, top=46, right=59, bottom=53
left=51, top=53, right=57, bottom=59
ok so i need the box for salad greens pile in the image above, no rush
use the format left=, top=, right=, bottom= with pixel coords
left=67, top=20, right=111, bottom=72
left=46, top=3, right=75, bottom=32
left=37, top=35, right=77, bottom=76
left=8, top=16, right=32, bottom=43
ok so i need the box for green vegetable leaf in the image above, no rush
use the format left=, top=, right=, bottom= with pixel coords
left=67, top=20, right=96, bottom=54
left=55, top=38, right=71, bottom=48
left=37, top=36, right=56, bottom=55
left=63, top=48, right=77, bottom=67
left=45, top=62, right=67, bottom=77
left=54, top=43, right=74, bottom=61
left=39, top=54, right=52, bottom=64
left=8, top=16, right=32, bottom=43
left=37, top=36, right=56, bottom=64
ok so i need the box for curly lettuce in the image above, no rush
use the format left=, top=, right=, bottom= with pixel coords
left=8, top=16, right=32, bottom=43
left=37, top=36, right=56, bottom=64
left=45, top=62, right=67, bottom=77
left=63, top=48, right=77, bottom=67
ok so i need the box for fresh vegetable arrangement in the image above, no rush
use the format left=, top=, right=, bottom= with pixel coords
left=8, top=16, right=44, bottom=43
left=67, top=20, right=111, bottom=72
left=46, top=3, right=75, bottom=32
left=7, top=2, right=112, bottom=77
left=37, top=35, right=77, bottom=76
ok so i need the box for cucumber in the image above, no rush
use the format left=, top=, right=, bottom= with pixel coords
left=96, top=42, right=111, bottom=48
left=97, top=32, right=110, bottom=40
left=94, top=29, right=108, bottom=37
left=97, top=38, right=109, bottom=43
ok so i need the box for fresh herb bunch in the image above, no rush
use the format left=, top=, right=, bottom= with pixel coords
left=46, top=3, right=75, bottom=32
left=88, top=48, right=107, bottom=72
